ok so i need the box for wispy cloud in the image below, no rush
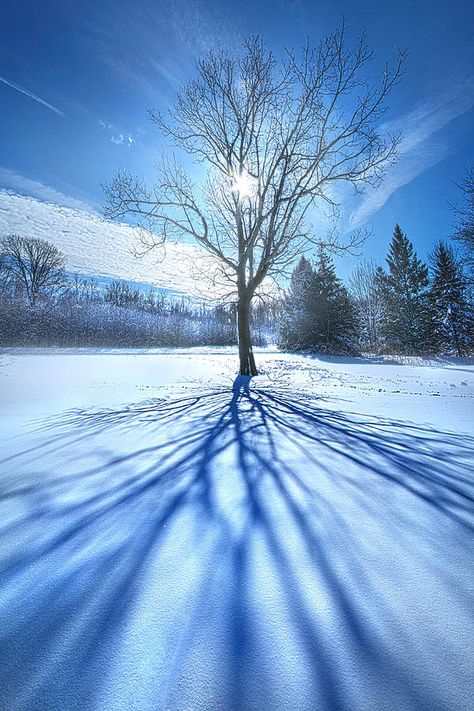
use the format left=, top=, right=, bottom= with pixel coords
left=110, top=134, right=133, bottom=146
left=0, top=189, right=216, bottom=296
left=98, top=120, right=135, bottom=147
left=98, top=119, right=113, bottom=131
left=349, top=76, right=474, bottom=229
left=0, top=75, right=65, bottom=117
left=0, top=168, right=92, bottom=212
left=79, top=0, right=239, bottom=99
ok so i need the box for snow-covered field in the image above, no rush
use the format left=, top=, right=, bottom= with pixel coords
left=0, top=348, right=473, bottom=711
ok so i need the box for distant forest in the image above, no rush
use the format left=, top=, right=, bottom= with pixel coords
left=1, top=224, right=473, bottom=355
left=0, top=234, right=277, bottom=348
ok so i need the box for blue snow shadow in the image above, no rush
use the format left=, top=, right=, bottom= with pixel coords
left=0, top=379, right=473, bottom=711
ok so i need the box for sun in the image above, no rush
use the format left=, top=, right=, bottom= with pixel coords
left=230, top=169, right=256, bottom=198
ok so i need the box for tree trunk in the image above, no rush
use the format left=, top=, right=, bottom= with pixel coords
left=237, top=296, right=257, bottom=376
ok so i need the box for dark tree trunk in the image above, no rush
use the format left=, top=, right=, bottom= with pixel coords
left=237, top=296, right=257, bottom=376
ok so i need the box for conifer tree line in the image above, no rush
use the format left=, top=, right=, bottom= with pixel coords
left=281, top=224, right=474, bottom=356
left=1, top=213, right=473, bottom=354
left=280, top=249, right=359, bottom=354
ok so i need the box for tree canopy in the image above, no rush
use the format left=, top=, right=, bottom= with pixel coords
left=105, top=28, right=405, bottom=374
left=0, top=234, right=66, bottom=307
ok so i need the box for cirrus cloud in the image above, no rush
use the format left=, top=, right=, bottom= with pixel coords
left=349, top=76, right=474, bottom=229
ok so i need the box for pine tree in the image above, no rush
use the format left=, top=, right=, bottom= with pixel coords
left=280, top=249, right=358, bottom=353
left=428, top=241, right=473, bottom=355
left=376, top=225, right=429, bottom=353
left=279, top=256, right=314, bottom=350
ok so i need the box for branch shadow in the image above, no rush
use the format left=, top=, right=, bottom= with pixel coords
left=1, top=377, right=473, bottom=710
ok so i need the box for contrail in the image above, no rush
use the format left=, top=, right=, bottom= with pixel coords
left=0, top=75, right=65, bottom=117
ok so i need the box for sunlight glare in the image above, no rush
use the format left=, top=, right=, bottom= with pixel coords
left=230, top=169, right=256, bottom=198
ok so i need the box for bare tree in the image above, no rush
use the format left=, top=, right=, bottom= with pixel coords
left=104, top=279, right=140, bottom=308
left=0, top=251, right=7, bottom=292
left=0, top=234, right=66, bottom=306
left=349, top=259, right=384, bottom=352
left=105, top=27, right=404, bottom=375
left=452, top=168, right=474, bottom=281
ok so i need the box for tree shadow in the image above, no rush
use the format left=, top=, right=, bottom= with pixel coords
left=0, top=379, right=473, bottom=710
left=303, top=352, right=474, bottom=371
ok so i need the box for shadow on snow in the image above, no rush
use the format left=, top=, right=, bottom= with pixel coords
left=0, top=377, right=473, bottom=711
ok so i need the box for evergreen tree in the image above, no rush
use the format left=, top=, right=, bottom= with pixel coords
left=279, top=256, right=314, bottom=349
left=376, top=225, right=429, bottom=353
left=280, top=249, right=358, bottom=353
left=428, top=241, right=473, bottom=355
left=289, top=255, right=314, bottom=301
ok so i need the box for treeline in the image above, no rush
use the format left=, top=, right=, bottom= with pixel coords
left=281, top=225, right=474, bottom=357
left=0, top=235, right=277, bottom=347
left=1, top=226, right=473, bottom=355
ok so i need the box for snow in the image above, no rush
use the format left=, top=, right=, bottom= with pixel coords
left=0, top=348, right=473, bottom=711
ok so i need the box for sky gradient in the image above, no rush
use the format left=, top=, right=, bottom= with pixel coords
left=0, top=0, right=473, bottom=284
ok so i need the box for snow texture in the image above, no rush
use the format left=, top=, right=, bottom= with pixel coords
left=0, top=348, right=473, bottom=711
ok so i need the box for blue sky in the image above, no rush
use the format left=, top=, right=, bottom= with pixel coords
left=0, top=0, right=473, bottom=282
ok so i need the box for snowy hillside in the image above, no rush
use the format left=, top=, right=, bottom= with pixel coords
left=0, top=348, right=473, bottom=711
